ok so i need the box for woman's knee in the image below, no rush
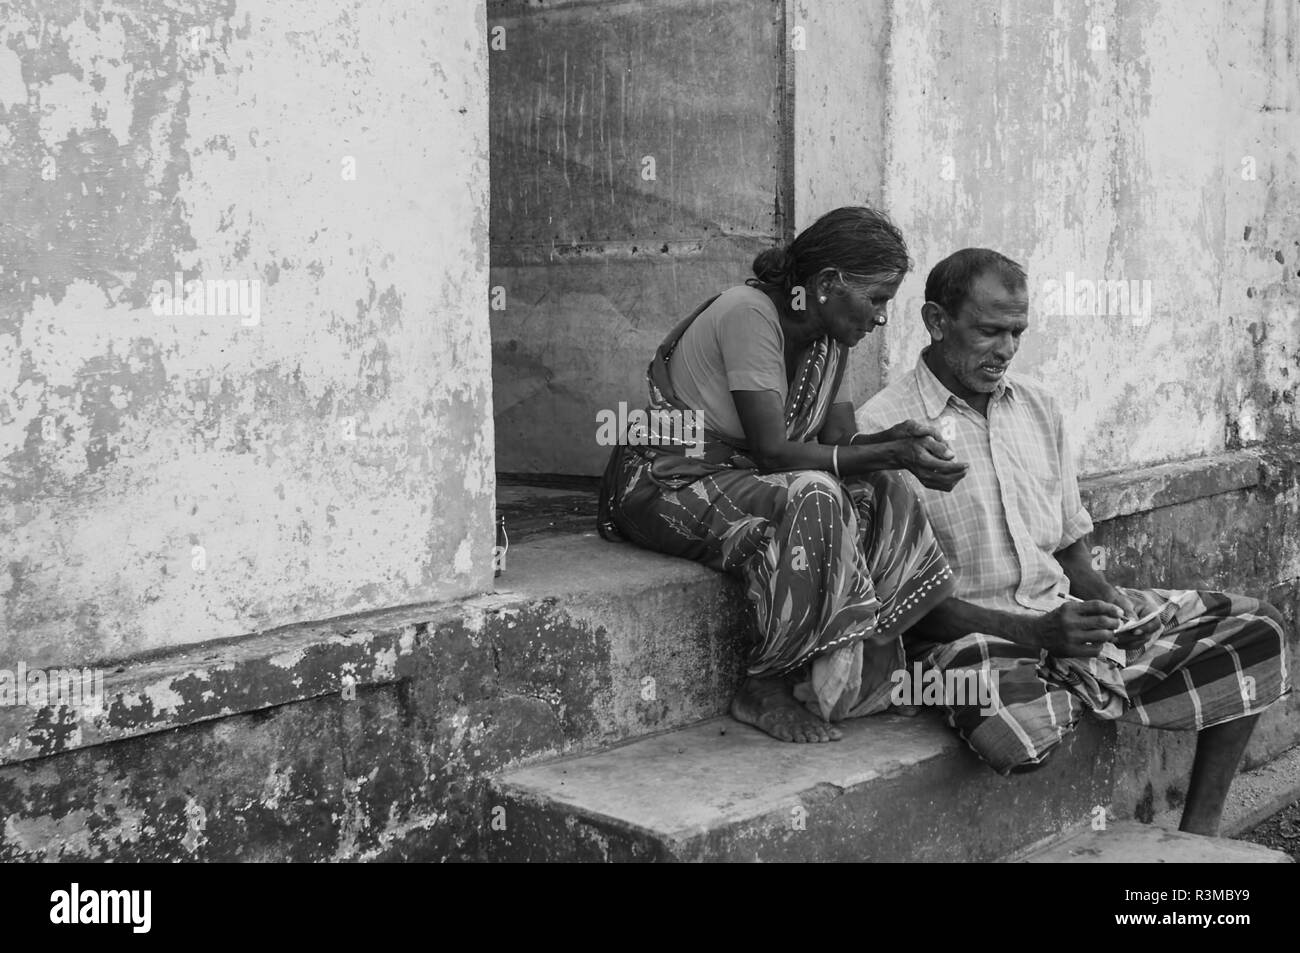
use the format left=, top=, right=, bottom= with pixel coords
left=786, top=469, right=848, bottom=503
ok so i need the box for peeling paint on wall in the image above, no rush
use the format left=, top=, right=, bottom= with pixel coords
left=0, top=0, right=493, bottom=666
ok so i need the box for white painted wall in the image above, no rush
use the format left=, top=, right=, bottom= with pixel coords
left=1, top=0, right=493, bottom=667
left=795, top=0, right=1299, bottom=471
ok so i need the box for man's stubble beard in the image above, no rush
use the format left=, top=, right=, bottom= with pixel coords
left=941, top=344, right=1000, bottom=395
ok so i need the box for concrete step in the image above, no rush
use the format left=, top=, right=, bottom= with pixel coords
left=497, top=533, right=747, bottom=749
left=486, top=711, right=1114, bottom=862
left=489, top=502, right=1300, bottom=862
left=1017, top=820, right=1292, bottom=863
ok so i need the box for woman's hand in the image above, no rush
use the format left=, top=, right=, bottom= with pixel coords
left=890, top=420, right=968, bottom=491
left=882, top=419, right=947, bottom=448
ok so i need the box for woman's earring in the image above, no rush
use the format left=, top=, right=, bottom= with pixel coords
left=818, top=295, right=827, bottom=304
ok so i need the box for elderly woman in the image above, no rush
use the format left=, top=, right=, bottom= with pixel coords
left=599, top=207, right=969, bottom=742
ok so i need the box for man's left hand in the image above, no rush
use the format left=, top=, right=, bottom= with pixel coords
left=1106, top=587, right=1162, bottom=647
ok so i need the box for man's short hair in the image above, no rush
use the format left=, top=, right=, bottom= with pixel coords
left=924, top=248, right=1027, bottom=317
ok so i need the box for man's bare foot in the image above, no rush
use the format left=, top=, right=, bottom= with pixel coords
left=730, top=676, right=843, bottom=743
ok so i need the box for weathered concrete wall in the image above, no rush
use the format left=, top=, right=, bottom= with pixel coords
left=791, top=0, right=889, bottom=411
left=1100, top=444, right=1300, bottom=821
left=880, top=0, right=1300, bottom=470
left=0, top=0, right=493, bottom=667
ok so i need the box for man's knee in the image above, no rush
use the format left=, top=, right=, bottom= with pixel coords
left=972, top=741, right=1060, bottom=776
left=1254, top=598, right=1288, bottom=630
left=1007, top=754, right=1056, bottom=775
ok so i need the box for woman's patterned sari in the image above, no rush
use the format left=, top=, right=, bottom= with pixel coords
left=598, top=294, right=956, bottom=719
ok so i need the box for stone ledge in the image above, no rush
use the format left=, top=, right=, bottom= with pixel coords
left=1079, top=449, right=1263, bottom=523
left=0, top=534, right=746, bottom=769
left=0, top=602, right=436, bottom=767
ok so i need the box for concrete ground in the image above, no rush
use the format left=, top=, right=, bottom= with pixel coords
left=1240, top=800, right=1300, bottom=861
left=1148, top=740, right=1300, bottom=861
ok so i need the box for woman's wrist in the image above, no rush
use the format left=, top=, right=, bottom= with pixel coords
left=841, top=440, right=902, bottom=475
left=846, top=429, right=889, bottom=446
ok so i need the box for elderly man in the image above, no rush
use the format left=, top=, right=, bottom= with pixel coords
left=859, top=248, right=1291, bottom=836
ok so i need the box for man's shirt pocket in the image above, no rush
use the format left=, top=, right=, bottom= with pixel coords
left=1003, top=432, right=1065, bottom=551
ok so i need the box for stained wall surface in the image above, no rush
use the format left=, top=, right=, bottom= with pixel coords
left=878, top=0, right=1299, bottom=473
left=0, top=0, right=493, bottom=667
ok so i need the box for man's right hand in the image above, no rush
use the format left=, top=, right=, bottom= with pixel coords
left=890, top=421, right=968, bottom=492
left=1031, top=601, right=1125, bottom=657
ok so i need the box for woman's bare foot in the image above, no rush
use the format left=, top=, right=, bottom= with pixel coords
left=730, top=676, right=843, bottom=743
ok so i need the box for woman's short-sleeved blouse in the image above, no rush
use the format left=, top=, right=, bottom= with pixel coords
left=666, top=285, right=851, bottom=442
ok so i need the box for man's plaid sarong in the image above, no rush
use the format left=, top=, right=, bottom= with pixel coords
left=905, top=586, right=1291, bottom=774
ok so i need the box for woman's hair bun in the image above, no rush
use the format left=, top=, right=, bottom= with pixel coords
left=750, top=246, right=795, bottom=289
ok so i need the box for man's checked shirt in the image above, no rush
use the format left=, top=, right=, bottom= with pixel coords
left=858, top=350, right=1094, bottom=615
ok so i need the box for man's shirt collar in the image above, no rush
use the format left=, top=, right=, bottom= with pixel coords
left=914, top=347, right=1014, bottom=418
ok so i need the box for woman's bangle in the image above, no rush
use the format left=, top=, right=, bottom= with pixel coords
left=849, top=431, right=867, bottom=445
left=831, top=445, right=841, bottom=479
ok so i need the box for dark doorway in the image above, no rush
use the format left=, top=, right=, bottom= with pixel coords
left=488, top=0, right=791, bottom=489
